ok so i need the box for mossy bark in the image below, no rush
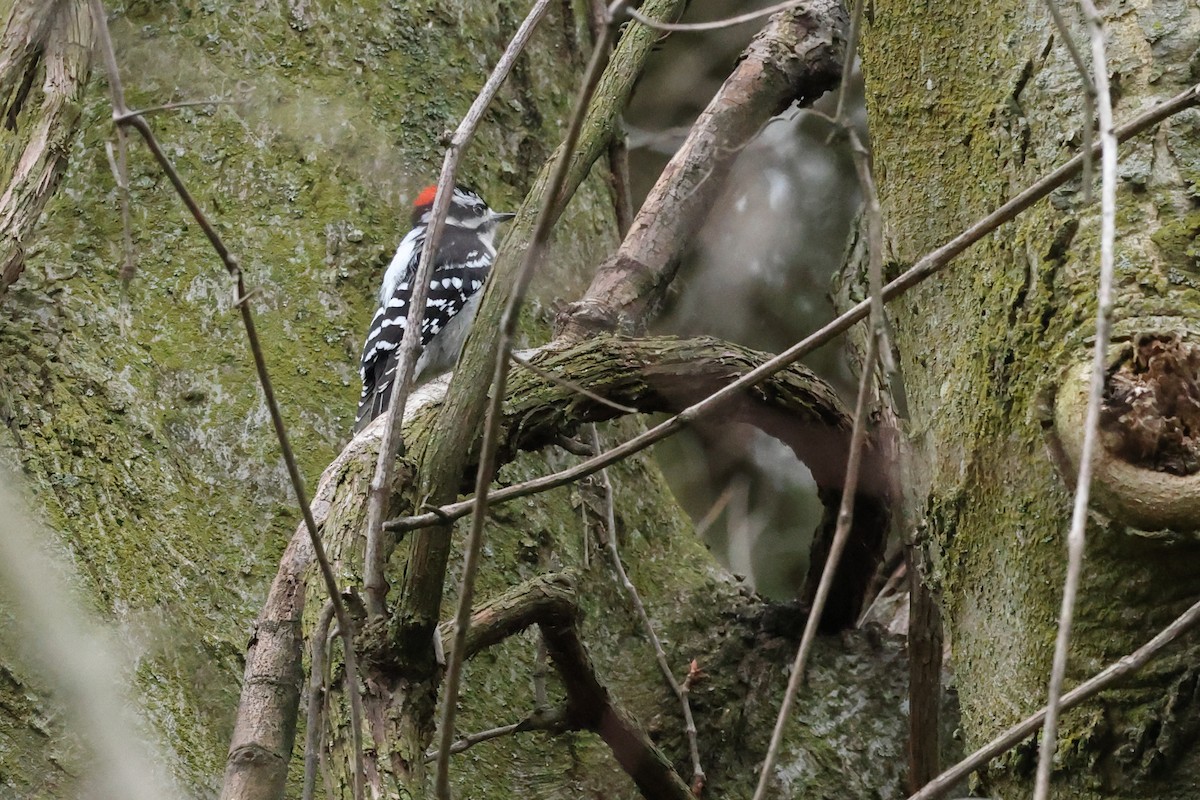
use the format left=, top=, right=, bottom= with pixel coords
left=860, top=2, right=1200, bottom=797
left=0, top=0, right=602, bottom=794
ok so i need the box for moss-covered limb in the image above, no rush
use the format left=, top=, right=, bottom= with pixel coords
left=428, top=333, right=888, bottom=627
left=0, top=0, right=91, bottom=293
left=443, top=570, right=579, bottom=662
left=860, top=1, right=1200, bottom=797
left=561, top=0, right=849, bottom=340
left=290, top=333, right=890, bottom=796
left=437, top=569, right=694, bottom=799
left=537, top=591, right=694, bottom=800
left=387, top=0, right=687, bottom=748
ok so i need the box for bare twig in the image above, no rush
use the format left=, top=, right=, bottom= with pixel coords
left=1032, top=3, right=1117, bottom=797
left=115, top=96, right=243, bottom=121
left=533, top=634, right=550, bottom=709
left=362, top=0, right=556, bottom=621
left=590, top=425, right=705, bottom=793
left=435, top=6, right=631, bottom=797
left=627, top=0, right=805, bottom=32
left=87, top=3, right=366, bottom=796
left=1040, top=0, right=1095, bottom=201
left=424, top=709, right=567, bottom=763
left=102, top=132, right=135, bottom=283
left=752, top=334, right=879, bottom=800
left=848, top=127, right=894, bottom=372
left=691, top=485, right=735, bottom=541
left=831, top=0, right=862, bottom=125
left=301, top=602, right=337, bottom=800
left=386, top=79, right=1200, bottom=537
left=910, top=594, right=1200, bottom=800
left=428, top=721, right=521, bottom=763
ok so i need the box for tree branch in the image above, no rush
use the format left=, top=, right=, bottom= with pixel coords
left=560, top=0, right=848, bottom=339
left=442, top=571, right=694, bottom=800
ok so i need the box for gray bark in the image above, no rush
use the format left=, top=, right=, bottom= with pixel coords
left=860, top=1, right=1200, bottom=797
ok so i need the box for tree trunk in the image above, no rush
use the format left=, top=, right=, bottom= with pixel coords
left=860, top=2, right=1200, bottom=798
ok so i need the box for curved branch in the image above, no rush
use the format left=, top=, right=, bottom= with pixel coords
left=441, top=570, right=693, bottom=800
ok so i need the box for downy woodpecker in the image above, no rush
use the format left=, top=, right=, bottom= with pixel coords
left=355, top=184, right=514, bottom=431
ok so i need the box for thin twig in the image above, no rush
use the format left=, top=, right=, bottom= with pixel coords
left=1032, top=2, right=1117, bottom=797
left=302, top=602, right=336, bottom=800
left=434, top=4, right=632, bottom=799
left=848, top=127, right=894, bottom=373
left=751, top=334, right=879, bottom=800
left=362, top=0, right=556, bottom=620
left=115, top=96, right=242, bottom=121
left=511, top=351, right=639, bottom=414
left=88, top=3, right=366, bottom=796
left=627, top=0, right=803, bottom=32
left=831, top=0, right=862, bottom=125
left=590, top=425, right=705, bottom=794
left=691, top=485, right=735, bottom=541
left=384, top=79, right=1200, bottom=537
left=102, top=134, right=135, bottom=283
left=1040, top=0, right=1096, bottom=202
left=608, top=136, right=634, bottom=237
left=424, top=709, right=568, bottom=763
left=533, top=634, right=550, bottom=710
left=428, top=722, right=521, bottom=763
left=909, top=594, right=1200, bottom=800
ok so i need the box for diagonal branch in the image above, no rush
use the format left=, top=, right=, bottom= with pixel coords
left=435, top=5, right=635, bottom=795
left=440, top=571, right=693, bottom=800
left=394, top=77, right=1200, bottom=541
left=560, top=0, right=849, bottom=339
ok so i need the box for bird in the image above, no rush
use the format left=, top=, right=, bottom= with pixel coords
left=354, top=184, right=514, bottom=432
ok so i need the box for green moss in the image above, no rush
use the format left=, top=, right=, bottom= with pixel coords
left=861, top=1, right=1200, bottom=797
left=1150, top=211, right=1200, bottom=272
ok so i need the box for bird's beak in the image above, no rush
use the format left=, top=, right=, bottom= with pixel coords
left=492, top=211, right=517, bottom=223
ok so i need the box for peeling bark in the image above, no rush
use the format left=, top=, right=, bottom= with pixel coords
left=0, top=0, right=91, bottom=293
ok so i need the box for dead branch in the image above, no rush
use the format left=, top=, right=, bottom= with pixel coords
left=560, top=0, right=848, bottom=339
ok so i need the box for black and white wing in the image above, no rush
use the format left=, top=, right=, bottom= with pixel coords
left=354, top=227, right=492, bottom=431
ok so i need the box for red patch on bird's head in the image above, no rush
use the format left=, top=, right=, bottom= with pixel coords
left=413, top=185, right=439, bottom=209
